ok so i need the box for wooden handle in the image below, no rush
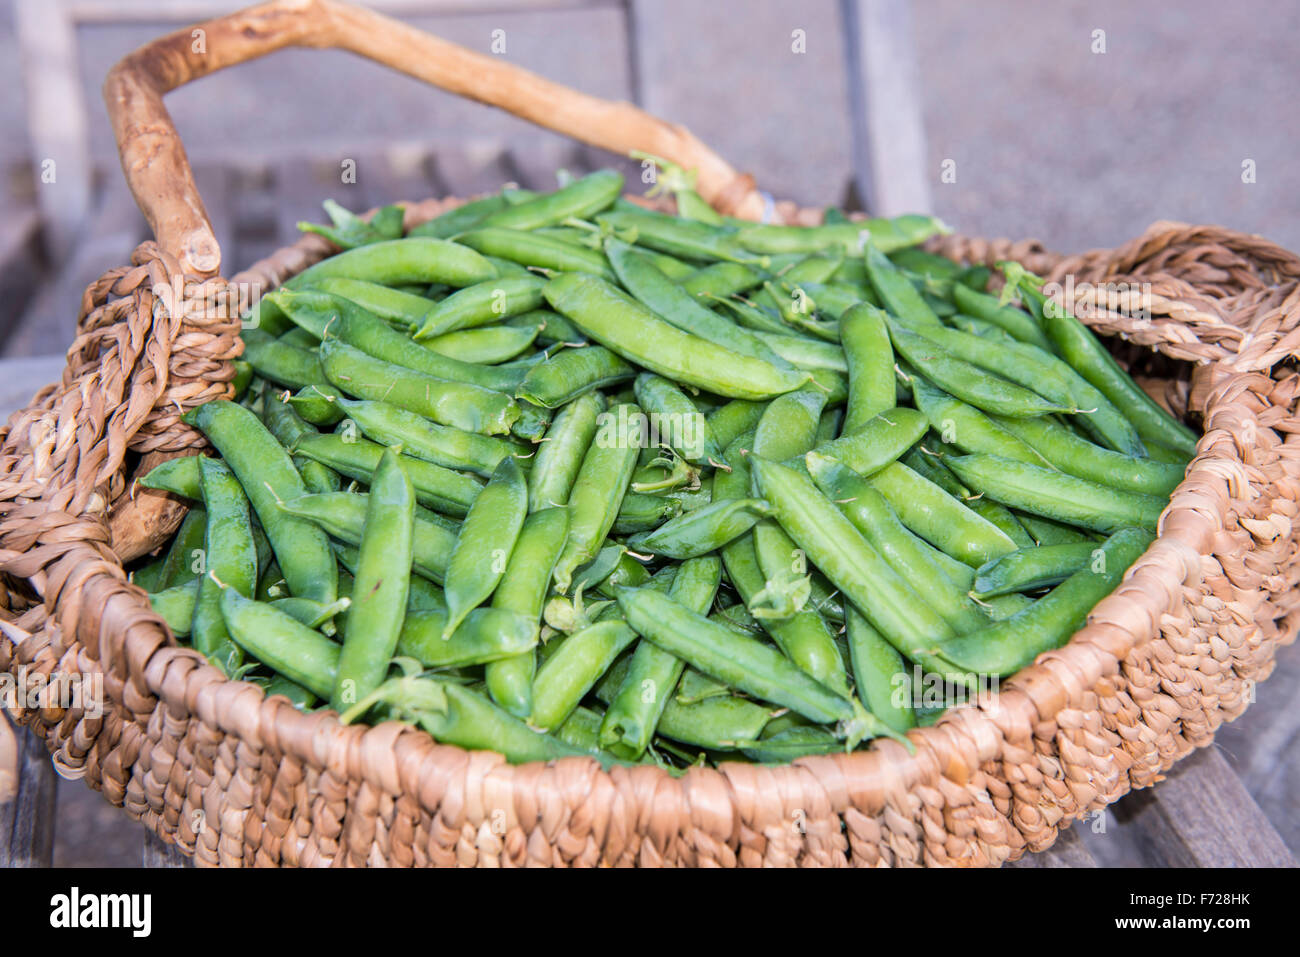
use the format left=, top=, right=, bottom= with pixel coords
left=103, top=0, right=761, bottom=275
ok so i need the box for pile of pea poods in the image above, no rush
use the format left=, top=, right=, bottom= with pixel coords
left=135, top=163, right=1196, bottom=770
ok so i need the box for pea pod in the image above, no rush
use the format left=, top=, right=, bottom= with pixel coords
left=679, top=261, right=765, bottom=299
left=278, top=491, right=456, bottom=583
left=599, top=556, right=721, bottom=759
left=331, top=396, right=521, bottom=477
left=544, top=274, right=809, bottom=401
left=706, top=399, right=767, bottom=451
left=933, top=527, right=1154, bottom=676
left=734, top=214, right=947, bottom=255
left=480, top=169, right=622, bottom=230
left=607, top=238, right=792, bottom=370
left=413, top=276, right=548, bottom=340
left=809, top=406, right=928, bottom=476
left=910, top=376, right=1051, bottom=466
left=395, top=607, right=538, bottom=668
left=441, top=456, right=527, bottom=640
left=839, top=303, right=895, bottom=434
left=749, top=455, right=962, bottom=678
left=551, top=402, right=643, bottom=593
left=972, top=542, right=1100, bottom=598
left=951, top=283, right=1055, bottom=352
left=220, top=588, right=340, bottom=699
left=262, top=390, right=340, bottom=494
left=139, top=455, right=203, bottom=500
left=241, top=328, right=327, bottom=390
left=515, top=345, right=636, bottom=408
left=306, top=277, right=433, bottom=330
left=422, top=322, right=541, bottom=364
left=624, top=497, right=771, bottom=559
left=844, top=609, right=916, bottom=734
left=528, top=391, right=604, bottom=511
left=148, top=579, right=199, bottom=636
left=292, top=433, right=482, bottom=516
left=945, top=453, right=1167, bottom=533
left=596, top=207, right=759, bottom=264
left=530, top=619, right=638, bottom=731
left=191, top=458, right=258, bottom=675
left=408, top=194, right=508, bottom=239
left=284, top=237, right=496, bottom=290
left=806, top=452, right=987, bottom=633
left=272, top=288, right=524, bottom=393
left=183, top=401, right=336, bottom=604
left=319, top=338, right=519, bottom=436
left=456, top=228, right=616, bottom=280
left=616, top=586, right=904, bottom=748
left=332, top=448, right=414, bottom=710
left=484, top=507, right=570, bottom=717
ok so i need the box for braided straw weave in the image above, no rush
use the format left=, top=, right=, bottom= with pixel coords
left=4, top=1, right=1300, bottom=866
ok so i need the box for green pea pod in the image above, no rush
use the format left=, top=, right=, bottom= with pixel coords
left=269, top=596, right=350, bottom=635
left=241, top=328, right=327, bottom=390
left=394, top=606, right=538, bottom=668
left=515, top=345, right=636, bottom=408
left=480, top=169, right=622, bottom=230
left=283, top=237, right=496, bottom=290
left=544, top=274, right=809, bottom=401
left=530, top=619, right=639, bottom=731
left=595, top=207, right=760, bottom=264
left=972, top=542, right=1100, bottom=598
left=863, top=242, right=944, bottom=329
left=951, top=283, right=1055, bottom=352
left=910, top=376, right=1051, bottom=466
left=945, top=453, right=1167, bottom=533
left=148, top=579, right=199, bottom=636
left=278, top=491, right=456, bottom=583
left=306, top=277, right=434, bottom=329
left=749, top=455, right=963, bottom=680
left=889, top=325, right=1072, bottom=417
left=599, top=556, right=721, bottom=759
left=839, top=303, right=895, bottom=434
left=809, top=406, right=928, bottom=475
left=806, top=452, right=988, bottom=633
left=408, top=194, right=508, bottom=239
left=220, top=588, right=339, bottom=699
left=262, top=390, right=340, bottom=494
left=441, top=456, right=527, bottom=640
left=319, top=338, right=519, bottom=436
left=624, top=497, right=771, bottom=559
left=331, top=396, right=522, bottom=478
left=1034, top=283, right=1198, bottom=455
left=705, top=399, right=767, bottom=452
left=483, top=507, right=570, bottom=718
left=1014, top=513, right=1093, bottom=546
left=261, top=675, right=318, bottom=710
left=230, top=361, right=254, bottom=400
left=739, top=726, right=842, bottom=762
left=753, top=330, right=846, bottom=371
left=292, top=433, right=482, bottom=516
left=422, top=323, right=541, bottom=364
left=551, top=402, right=644, bottom=593
left=611, top=491, right=682, bottom=534
left=190, top=458, right=258, bottom=675
left=934, top=527, right=1154, bottom=676
left=632, top=373, right=724, bottom=465
left=616, top=586, right=903, bottom=748
left=183, top=402, right=336, bottom=604
left=709, top=293, right=792, bottom=337
left=331, top=448, right=414, bottom=710
left=456, top=228, right=616, bottom=280
left=528, top=391, right=604, bottom=511
left=413, top=275, right=547, bottom=340
left=607, top=238, right=793, bottom=369
left=139, top=455, right=202, bottom=500
left=734, top=214, right=948, bottom=255
left=867, top=461, right=1018, bottom=567
left=679, top=261, right=765, bottom=299
left=844, top=608, right=916, bottom=734
left=271, top=288, right=523, bottom=394
left=991, top=413, right=1186, bottom=497
left=751, top=388, right=825, bottom=621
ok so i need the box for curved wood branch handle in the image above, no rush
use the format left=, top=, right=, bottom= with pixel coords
left=104, top=0, right=761, bottom=276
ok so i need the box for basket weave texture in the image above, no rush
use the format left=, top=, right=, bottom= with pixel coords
left=1, top=191, right=1298, bottom=865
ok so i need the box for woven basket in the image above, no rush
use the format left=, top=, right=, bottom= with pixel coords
left=3, top=0, right=1299, bottom=867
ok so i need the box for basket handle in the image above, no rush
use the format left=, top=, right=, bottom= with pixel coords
left=104, top=0, right=763, bottom=276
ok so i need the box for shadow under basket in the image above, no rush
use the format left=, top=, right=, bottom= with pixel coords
left=3, top=0, right=1300, bottom=866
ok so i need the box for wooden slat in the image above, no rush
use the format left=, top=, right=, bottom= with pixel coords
left=14, top=0, right=93, bottom=261
left=1109, top=746, right=1296, bottom=867
left=1007, top=822, right=1097, bottom=868
left=840, top=0, right=932, bottom=216
left=0, top=721, right=57, bottom=868
left=142, top=830, right=192, bottom=868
